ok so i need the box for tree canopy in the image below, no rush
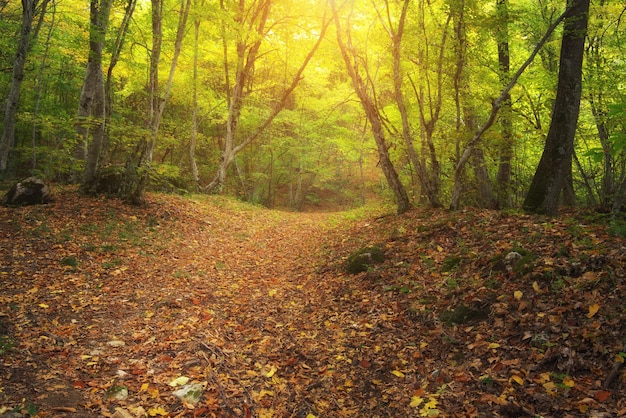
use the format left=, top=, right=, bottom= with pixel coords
left=0, top=0, right=625, bottom=213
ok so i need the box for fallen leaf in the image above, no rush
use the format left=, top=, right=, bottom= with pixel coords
left=410, top=396, right=423, bottom=407
left=562, top=376, right=575, bottom=387
left=587, top=303, right=600, bottom=318
left=391, top=370, right=405, bottom=378
left=168, top=376, right=190, bottom=387
left=595, top=390, right=611, bottom=402
left=514, top=290, right=523, bottom=300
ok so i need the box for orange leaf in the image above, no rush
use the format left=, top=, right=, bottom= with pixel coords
left=594, top=390, right=611, bottom=402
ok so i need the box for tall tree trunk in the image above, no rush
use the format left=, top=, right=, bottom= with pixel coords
left=78, top=0, right=113, bottom=185
left=150, top=0, right=191, bottom=156
left=189, top=14, right=200, bottom=189
left=331, top=0, right=410, bottom=214
left=103, top=0, right=136, bottom=165
left=495, top=0, right=514, bottom=208
left=385, top=0, right=440, bottom=208
left=523, top=0, right=589, bottom=215
left=0, top=0, right=38, bottom=173
left=142, top=0, right=163, bottom=165
left=408, top=0, right=448, bottom=208
left=31, top=0, right=56, bottom=174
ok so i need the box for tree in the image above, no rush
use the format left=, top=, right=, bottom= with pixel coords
left=0, top=0, right=46, bottom=173
left=77, top=0, right=113, bottom=185
left=523, top=0, right=590, bottom=215
left=494, top=0, right=514, bottom=208
left=331, top=0, right=410, bottom=214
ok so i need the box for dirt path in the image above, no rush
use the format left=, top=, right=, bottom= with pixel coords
left=1, top=192, right=402, bottom=417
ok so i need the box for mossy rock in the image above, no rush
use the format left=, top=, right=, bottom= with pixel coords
left=490, top=246, right=536, bottom=275
left=440, top=304, right=489, bottom=325
left=345, top=245, right=385, bottom=274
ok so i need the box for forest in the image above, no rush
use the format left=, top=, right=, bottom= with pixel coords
left=0, top=0, right=624, bottom=214
left=2, top=1, right=626, bottom=416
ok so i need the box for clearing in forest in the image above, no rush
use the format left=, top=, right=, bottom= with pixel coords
left=0, top=189, right=625, bottom=417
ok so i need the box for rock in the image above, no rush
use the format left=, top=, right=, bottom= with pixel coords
left=1, top=177, right=51, bottom=206
left=346, top=245, right=385, bottom=274
left=172, top=383, right=204, bottom=406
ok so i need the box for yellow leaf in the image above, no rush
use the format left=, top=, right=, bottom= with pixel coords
left=140, top=383, right=149, bottom=392
left=587, top=303, right=600, bottom=318
left=562, top=376, right=575, bottom=387
left=410, top=396, right=424, bottom=407
left=148, top=407, right=168, bottom=416
left=264, top=366, right=277, bottom=378
left=268, top=289, right=277, bottom=297
left=306, top=414, right=317, bottom=418
left=488, top=342, right=501, bottom=349
left=532, top=281, right=541, bottom=292
left=543, top=381, right=557, bottom=395
left=391, top=370, right=405, bottom=378
left=514, top=290, right=523, bottom=300
left=39, top=303, right=49, bottom=309
left=510, top=375, right=524, bottom=385
left=168, top=376, right=189, bottom=387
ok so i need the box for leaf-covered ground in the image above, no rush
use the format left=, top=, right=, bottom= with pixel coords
left=1, top=189, right=625, bottom=417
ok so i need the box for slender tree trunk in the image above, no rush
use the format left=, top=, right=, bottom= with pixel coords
left=103, top=0, right=136, bottom=165
left=386, top=0, right=439, bottom=208
left=523, top=0, right=589, bottom=215
left=190, top=15, right=200, bottom=189
left=31, top=0, right=56, bottom=174
left=331, top=0, right=410, bottom=214
left=0, top=0, right=38, bottom=172
left=409, top=0, right=448, bottom=208
left=142, top=0, right=163, bottom=165
left=495, top=0, right=514, bottom=208
left=78, top=0, right=113, bottom=185
left=151, top=0, right=191, bottom=151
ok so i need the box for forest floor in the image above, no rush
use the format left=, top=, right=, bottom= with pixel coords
left=0, top=188, right=625, bottom=418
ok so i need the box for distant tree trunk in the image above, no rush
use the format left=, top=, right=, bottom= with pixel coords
left=331, top=0, right=410, bottom=214
left=189, top=13, right=200, bottom=189
left=0, top=0, right=39, bottom=173
left=77, top=0, right=113, bottom=185
left=31, top=0, right=56, bottom=174
left=495, top=0, right=514, bottom=208
left=523, top=0, right=589, bottom=215
left=150, top=0, right=191, bottom=158
left=408, top=0, right=448, bottom=208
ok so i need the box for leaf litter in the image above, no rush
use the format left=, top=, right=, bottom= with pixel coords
left=0, top=189, right=625, bottom=417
